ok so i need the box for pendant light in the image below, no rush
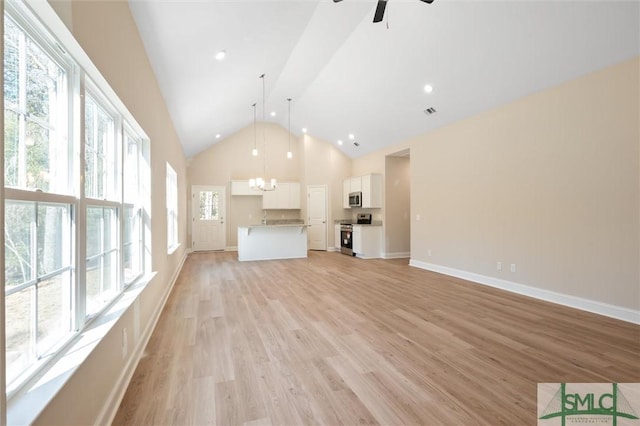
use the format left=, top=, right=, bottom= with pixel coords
left=251, top=102, right=258, bottom=156
left=287, top=98, right=293, bottom=159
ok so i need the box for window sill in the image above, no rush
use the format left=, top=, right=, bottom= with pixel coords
left=7, top=272, right=157, bottom=426
left=167, top=242, right=181, bottom=255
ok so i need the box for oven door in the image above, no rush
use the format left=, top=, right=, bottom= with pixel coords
left=340, top=229, right=353, bottom=255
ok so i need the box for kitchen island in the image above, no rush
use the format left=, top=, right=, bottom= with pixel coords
left=237, top=223, right=308, bottom=261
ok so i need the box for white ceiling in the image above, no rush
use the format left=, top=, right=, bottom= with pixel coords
left=128, top=0, right=639, bottom=159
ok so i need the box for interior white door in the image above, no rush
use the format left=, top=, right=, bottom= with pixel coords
left=307, top=185, right=327, bottom=251
left=192, top=185, right=226, bottom=251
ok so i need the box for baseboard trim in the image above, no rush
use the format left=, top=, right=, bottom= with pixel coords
left=96, top=251, right=188, bottom=426
left=409, top=259, right=640, bottom=325
left=384, top=251, right=410, bottom=259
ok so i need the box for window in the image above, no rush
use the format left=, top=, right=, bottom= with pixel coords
left=83, top=89, right=121, bottom=317
left=199, top=190, right=219, bottom=220
left=85, top=206, right=118, bottom=316
left=4, top=14, right=69, bottom=193
left=166, top=163, right=178, bottom=252
left=4, top=201, right=73, bottom=386
left=84, top=93, right=118, bottom=201
left=3, top=11, right=73, bottom=388
left=3, top=4, right=150, bottom=394
left=123, top=131, right=142, bottom=284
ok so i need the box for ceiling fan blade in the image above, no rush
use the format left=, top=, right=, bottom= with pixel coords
left=419, top=0, right=435, bottom=3
left=373, top=0, right=387, bottom=23
left=333, top=0, right=343, bottom=2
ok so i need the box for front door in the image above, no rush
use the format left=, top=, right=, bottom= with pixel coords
left=307, top=185, right=327, bottom=250
left=192, top=185, right=226, bottom=251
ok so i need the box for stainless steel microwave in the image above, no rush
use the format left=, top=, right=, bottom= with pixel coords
left=348, top=191, right=362, bottom=207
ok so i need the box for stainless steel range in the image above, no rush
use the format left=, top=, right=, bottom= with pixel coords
left=340, top=214, right=372, bottom=256
left=340, top=223, right=354, bottom=256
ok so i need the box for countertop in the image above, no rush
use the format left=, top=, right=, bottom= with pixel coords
left=240, top=219, right=305, bottom=228
left=240, top=223, right=309, bottom=228
left=334, top=220, right=382, bottom=226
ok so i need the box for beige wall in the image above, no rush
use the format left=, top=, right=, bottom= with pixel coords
left=33, top=1, right=189, bottom=424
left=385, top=156, right=411, bottom=256
left=188, top=124, right=352, bottom=249
left=372, top=57, right=638, bottom=311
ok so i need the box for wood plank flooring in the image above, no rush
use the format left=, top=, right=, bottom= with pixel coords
left=113, top=251, right=640, bottom=425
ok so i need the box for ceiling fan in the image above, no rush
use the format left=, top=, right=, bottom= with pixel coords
left=333, top=0, right=434, bottom=23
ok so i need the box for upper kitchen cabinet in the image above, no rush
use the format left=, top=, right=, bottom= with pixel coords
left=231, top=180, right=263, bottom=196
left=343, top=173, right=382, bottom=208
left=343, top=176, right=363, bottom=208
left=263, top=182, right=301, bottom=209
left=361, top=174, right=382, bottom=208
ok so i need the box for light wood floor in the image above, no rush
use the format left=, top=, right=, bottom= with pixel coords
left=113, top=251, right=640, bottom=425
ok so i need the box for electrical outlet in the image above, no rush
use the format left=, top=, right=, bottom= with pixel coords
left=497, top=261, right=502, bottom=271
left=416, top=214, right=421, bottom=221
left=428, top=249, right=432, bottom=257
left=510, top=264, right=516, bottom=273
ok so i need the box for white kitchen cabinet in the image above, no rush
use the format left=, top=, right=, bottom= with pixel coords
left=289, top=182, right=301, bottom=208
left=263, top=182, right=301, bottom=209
left=361, top=174, right=382, bottom=208
left=231, top=180, right=263, bottom=196
left=335, top=224, right=342, bottom=251
left=343, top=173, right=382, bottom=209
left=350, top=176, right=362, bottom=192
left=352, top=225, right=382, bottom=259
left=352, top=226, right=362, bottom=254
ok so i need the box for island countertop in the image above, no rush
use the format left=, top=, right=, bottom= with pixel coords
left=241, top=223, right=309, bottom=229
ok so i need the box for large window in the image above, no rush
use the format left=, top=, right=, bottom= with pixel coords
left=3, top=5, right=149, bottom=394
left=166, top=162, right=178, bottom=252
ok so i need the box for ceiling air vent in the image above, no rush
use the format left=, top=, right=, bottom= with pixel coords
left=353, top=142, right=360, bottom=147
left=424, top=107, right=437, bottom=115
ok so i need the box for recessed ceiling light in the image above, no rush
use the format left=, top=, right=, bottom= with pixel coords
left=215, top=133, right=221, bottom=139
left=302, top=128, right=307, bottom=133
left=348, top=133, right=355, bottom=140
left=215, top=50, right=226, bottom=61
left=424, top=84, right=433, bottom=94
left=270, top=111, right=276, bottom=117
left=337, top=140, right=343, bottom=146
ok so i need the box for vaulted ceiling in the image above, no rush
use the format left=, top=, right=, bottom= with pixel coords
left=129, top=1, right=639, bottom=159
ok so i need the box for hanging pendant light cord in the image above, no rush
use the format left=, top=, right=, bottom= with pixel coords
left=260, top=74, right=266, bottom=180
left=287, top=98, right=291, bottom=156
left=253, top=102, right=257, bottom=153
